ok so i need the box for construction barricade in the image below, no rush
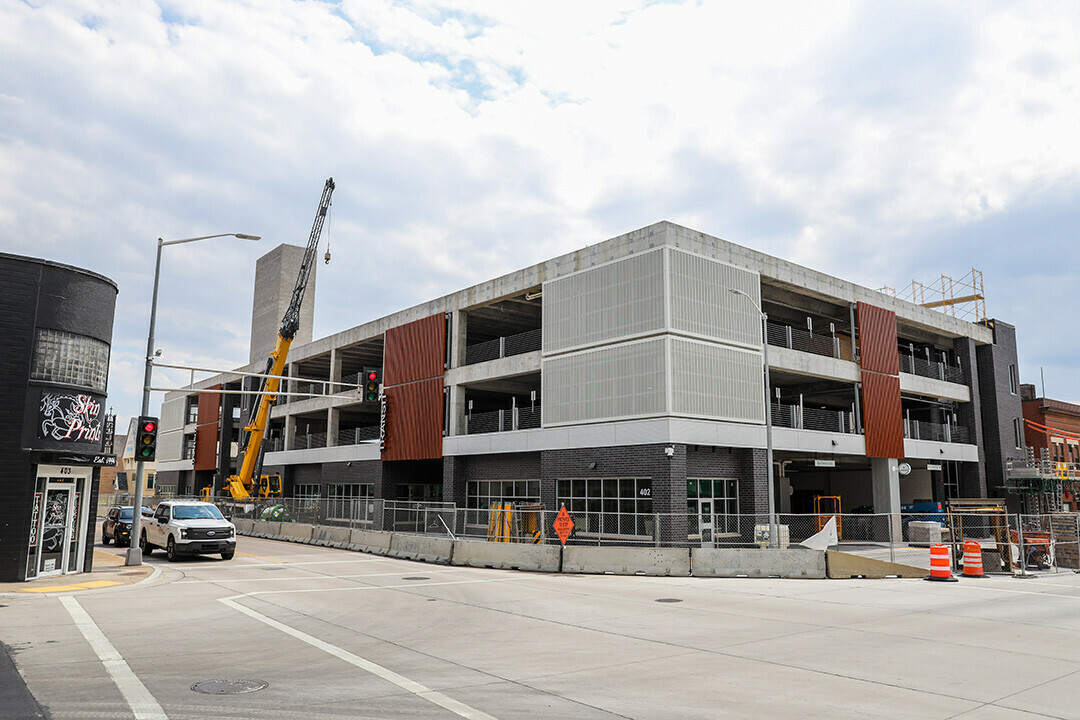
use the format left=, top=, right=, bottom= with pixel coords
left=926, top=544, right=958, bottom=582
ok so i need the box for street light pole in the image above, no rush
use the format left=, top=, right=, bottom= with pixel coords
left=126, top=232, right=260, bottom=566
left=730, top=288, right=777, bottom=549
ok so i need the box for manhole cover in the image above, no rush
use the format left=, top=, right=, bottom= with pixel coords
left=191, top=679, right=268, bottom=695
left=402, top=576, right=430, bottom=581
left=655, top=598, right=683, bottom=603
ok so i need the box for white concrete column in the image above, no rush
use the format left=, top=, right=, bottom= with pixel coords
left=871, top=457, right=902, bottom=540
left=330, top=348, right=342, bottom=386
left=450, top=310, right=467, bottom=369
left=284, top=415, right=297, bottom=452
left=327, top=407, right=339, bottom=447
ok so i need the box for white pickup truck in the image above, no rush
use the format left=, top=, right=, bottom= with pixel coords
left=140, top=500, right=236, bottom=562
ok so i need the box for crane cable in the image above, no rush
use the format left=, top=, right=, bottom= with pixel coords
left=324, top=197, right=333, bottom=264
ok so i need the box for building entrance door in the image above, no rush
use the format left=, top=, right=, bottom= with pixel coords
left=29, top=465, right=91, bottom=579
left=39, top=484, right=74, bottom=576
left=698, top=499, right=714, bottom=548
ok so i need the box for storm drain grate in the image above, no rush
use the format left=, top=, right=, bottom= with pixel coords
left=191, top=679, right=268, bottom=695
left=655, top=598, right=683, bottom=603
left=402, top=576, right=430, bottom=581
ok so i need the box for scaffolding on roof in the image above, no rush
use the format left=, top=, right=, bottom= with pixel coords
left=878, top=268, right=986, bottom=322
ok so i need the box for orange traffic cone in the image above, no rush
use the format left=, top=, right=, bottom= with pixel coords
left=962, top=540, right=985, bottom=578
left=926, top=544, right=958, bottom=582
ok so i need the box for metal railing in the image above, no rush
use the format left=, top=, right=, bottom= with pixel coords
left=900, top=354, right=964, bottom=384
left=766, top=321, right=841, bottom=359
left=770, top=402, right=855, bottom=434
left=464, top=328, right=542, bottom=365
left=338, top=426, right=380, bottom=446
left=290, top=431, right=327, bottom=450
left=904, top=419, right=969, bottom=444
left=466, top=406, right=542, bottom=434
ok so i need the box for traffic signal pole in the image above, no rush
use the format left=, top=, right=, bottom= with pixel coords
left=126, top=237, right=164, bottom=566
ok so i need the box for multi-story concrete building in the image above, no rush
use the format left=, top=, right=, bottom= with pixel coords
left=157, top=222, right=1025, bottom=542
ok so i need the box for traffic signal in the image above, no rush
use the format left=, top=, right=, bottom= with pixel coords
left=136, top=416, right=158, bottom=461
left=362, top=368, right=382, bottom=403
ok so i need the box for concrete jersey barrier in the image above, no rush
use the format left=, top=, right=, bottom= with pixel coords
left=350, top=529, right=391, bottom=555
left=387, top=534, right=454, bottom=564
left=562, top=546, right=691, bottom=576
left=451, top=539, right=561, bottom=572
left=691, top=548, right=826, bottom=578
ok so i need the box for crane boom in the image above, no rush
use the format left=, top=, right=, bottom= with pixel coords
left=219, top=178, right=335, bottom=500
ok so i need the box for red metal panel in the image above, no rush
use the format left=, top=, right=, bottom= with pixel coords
left=857, top=302, right=899, bottom=375
left=861, top=372, right=905, bottom=459
left=384, top=315, right=446, bottom=387
left=194, top=388, right=220, bottom=471
left=382, top=378, right=444, bottom=461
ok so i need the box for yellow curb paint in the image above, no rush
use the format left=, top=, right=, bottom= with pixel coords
left=20, top=580, right=122, bottom=593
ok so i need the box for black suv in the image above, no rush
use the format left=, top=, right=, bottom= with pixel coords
left=101, top=506, right=150, bottom=547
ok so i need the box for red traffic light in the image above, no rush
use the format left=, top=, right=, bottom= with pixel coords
left=367, top=370, right=378, bottom=381
left=142, top=420, right=157, bottom=433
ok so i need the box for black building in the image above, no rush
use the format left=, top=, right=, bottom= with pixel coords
left=0, top=253, right=118, bottom=582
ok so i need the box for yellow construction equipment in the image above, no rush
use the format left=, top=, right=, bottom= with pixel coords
left=206, top=179, right=335, bottom=501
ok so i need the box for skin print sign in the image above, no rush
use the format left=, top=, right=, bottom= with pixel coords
left=38, top=393, right=103, bottom=444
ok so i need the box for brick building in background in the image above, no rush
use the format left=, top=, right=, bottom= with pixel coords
left=1021, top=384, right=1080, bottom=465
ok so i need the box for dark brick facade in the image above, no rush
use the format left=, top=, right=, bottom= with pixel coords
left=953, top=336, right=987, bottom=497
left=975, top=320, right=1025, bottom=503
left=0, top=254, right=117, bottom=581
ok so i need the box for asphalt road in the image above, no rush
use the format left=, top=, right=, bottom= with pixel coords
left=4, top=536, right=1080, bottom=719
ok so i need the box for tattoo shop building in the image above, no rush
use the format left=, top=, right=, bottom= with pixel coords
left=0, top=253, right=118, bottom=582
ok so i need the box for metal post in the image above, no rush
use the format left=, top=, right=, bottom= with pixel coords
left=763, top=314, right=777, bottom=549
left=126, top=238, right=164, bottom=566
left=889, top=513, right=895, bottom=564
left=125, top=232, right=258, bottom=566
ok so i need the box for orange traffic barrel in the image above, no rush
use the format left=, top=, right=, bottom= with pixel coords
left=926, top=544, right=958, bottom=582
left=962, top=540, right=985, bottom=577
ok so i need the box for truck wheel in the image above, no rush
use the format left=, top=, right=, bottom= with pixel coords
left=101, top=527, right=111, bottom=545
left=221, top=548, right=235, bottom=561
left=140, top=531, right=153, bottom=556
left=166, top=537, right=179, bottom=562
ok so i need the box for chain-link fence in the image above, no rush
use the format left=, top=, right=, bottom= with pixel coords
left=97, top=492, right=1080, bottom=574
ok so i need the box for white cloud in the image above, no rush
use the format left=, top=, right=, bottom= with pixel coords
left=3, top=0, right=1080, bottom=415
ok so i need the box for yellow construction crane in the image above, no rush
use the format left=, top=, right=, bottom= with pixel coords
left=204, top=178, right=335, bottom=501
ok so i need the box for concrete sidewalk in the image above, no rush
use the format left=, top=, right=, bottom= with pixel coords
left=0, top=548, right=156, bottom=595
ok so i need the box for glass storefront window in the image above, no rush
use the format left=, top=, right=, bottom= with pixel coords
left=557, top=478, right=652, bottom=536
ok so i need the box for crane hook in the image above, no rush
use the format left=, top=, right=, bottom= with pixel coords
left=324, top=250, right=331, bottom=264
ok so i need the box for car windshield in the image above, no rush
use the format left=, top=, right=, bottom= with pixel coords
left=118, top=508, right=133, bottom=520
left=172, top=505, right=224, bottom=520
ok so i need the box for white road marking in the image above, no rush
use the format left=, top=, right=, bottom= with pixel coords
left=220, top=593, right=500, bottom=720
left=234, top=577, right=496, bottom=598
left=59, top=596, right=167, bottom=720
left=175, top=568, right=462, bottom=584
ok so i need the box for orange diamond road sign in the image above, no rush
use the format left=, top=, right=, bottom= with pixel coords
left=553, top=506, right=574, bottom=546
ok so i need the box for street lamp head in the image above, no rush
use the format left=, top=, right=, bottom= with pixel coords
left=235, top=233, right=261, bottom=241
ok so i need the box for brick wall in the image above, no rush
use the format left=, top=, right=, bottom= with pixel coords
left=976, top=320, right=1025, bottom=501
left=953, top=336, right=987, bottom=497
left=0, top=259, right=41, bottom=580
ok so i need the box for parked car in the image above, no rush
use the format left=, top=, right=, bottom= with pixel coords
left=101, top=506, right=151, bottom=547
left=140, top=500, right=236, bottom=561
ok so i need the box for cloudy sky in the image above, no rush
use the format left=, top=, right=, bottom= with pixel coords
left=3, top=0, right=1079, bottom=426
